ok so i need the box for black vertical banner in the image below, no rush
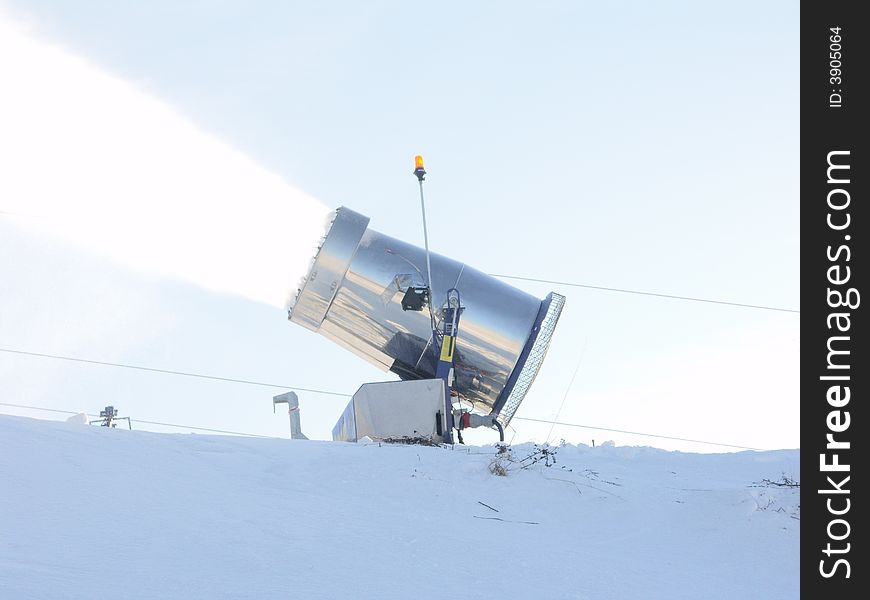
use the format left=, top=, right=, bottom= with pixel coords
left=802, top=2, right=867, bottom=596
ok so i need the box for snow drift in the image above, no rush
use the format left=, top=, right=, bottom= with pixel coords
left=0, top=415, right=799, bottom=599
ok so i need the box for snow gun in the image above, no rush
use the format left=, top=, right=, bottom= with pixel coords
left=286, top=156, right=565, bottom=444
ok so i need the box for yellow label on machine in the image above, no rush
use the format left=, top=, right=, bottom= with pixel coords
left=440, top=335, right=455, bottom=362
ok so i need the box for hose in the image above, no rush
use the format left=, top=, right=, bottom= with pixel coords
left=492, top=419, right=505, bottom=442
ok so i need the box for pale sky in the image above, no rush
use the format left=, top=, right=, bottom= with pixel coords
left=0, top=1, right=799, bottom=451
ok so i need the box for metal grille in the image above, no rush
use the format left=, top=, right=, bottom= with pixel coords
left=496, top=292, right=566, bottom=427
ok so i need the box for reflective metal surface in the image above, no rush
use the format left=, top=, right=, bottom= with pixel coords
left=287, top=206, right=565, bottom=424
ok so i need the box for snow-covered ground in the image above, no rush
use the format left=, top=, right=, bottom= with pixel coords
left=0, top=415, right=799, bottom=599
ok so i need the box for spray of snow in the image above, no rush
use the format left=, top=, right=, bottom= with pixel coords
left=0, top=14, right=330, bottom=309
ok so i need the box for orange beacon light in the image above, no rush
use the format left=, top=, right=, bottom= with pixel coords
left=413, top=155, right=426, bottom=181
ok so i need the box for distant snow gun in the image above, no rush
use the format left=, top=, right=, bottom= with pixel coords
left=89, top=405, right=131, bottom=429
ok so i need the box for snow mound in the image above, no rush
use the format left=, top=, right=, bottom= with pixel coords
left=0, top=415, right=798, bottom=599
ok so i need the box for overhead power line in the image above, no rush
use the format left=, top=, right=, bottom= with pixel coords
left=0, top=209, right=45, bottom=219
left=1, top=348, right=765, bottom=451
left=0, top=348, right=352, bottom=398
left=0, top=401, right=276, bottom=438
left=130, top=418, right=276, bottom=438
left=488, top=274, right=799, bottom=314
left=0, top=402, right=79, bottom=417
left=512, top=416, right=763, bottom=451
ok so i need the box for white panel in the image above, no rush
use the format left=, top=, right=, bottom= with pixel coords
left=341, top=379, right=445, bottom=441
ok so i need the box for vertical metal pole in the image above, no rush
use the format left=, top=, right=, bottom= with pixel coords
left=418, top=181, right=435, bottom=316
left=415, top=158, right=453, bottom=443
